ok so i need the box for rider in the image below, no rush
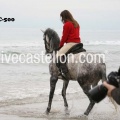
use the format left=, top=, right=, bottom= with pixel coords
left=56, top=10, right=81, bottom=79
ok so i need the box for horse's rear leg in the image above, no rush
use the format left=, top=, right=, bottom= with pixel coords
left=77, top=81, right=95, bottom=116
left=83, top=87, right=95, bottom=116
left=62, top=80, right=69, bottom=109
left=46, top=76, right=58, bottom=114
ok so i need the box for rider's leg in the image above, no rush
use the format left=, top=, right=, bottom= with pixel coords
left=57, top=55, right=68, bottom=73
left=57, top=43, right=78, bottom=57
left=56, top=43, right=77, bottom=79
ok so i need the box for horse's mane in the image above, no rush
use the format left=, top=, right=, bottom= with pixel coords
left=44, top=28, right=60, bottom=50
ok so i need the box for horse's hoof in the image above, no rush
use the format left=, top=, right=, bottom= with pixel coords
left=45, top=110, right=50, bottom=115
left=84, top=111, right=89, bottom=116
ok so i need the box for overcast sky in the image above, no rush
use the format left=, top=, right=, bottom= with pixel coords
left=0, top=0, right=120, bottom=30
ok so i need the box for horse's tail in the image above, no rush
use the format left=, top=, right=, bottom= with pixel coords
left=101, top=63, right=107, bottom=82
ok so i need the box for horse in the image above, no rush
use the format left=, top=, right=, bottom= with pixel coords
left=41, top=28, right=106, bottom=116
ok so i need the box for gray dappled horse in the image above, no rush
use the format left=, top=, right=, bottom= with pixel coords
left=42, top=28, right=106, bottom=115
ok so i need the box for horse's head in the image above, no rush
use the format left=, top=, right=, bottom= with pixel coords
left=41, top=28, right=60, bottom=54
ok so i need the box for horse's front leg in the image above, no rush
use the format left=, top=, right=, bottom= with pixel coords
left=62, top=80, right=69, bottom=109
left=46, top=76, right=58, bottom=114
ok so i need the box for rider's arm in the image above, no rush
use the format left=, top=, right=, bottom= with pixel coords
left=59, top=22, right=71, bottom=48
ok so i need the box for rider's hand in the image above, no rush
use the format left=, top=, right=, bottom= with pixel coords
left=103, top=81, right=116, bottom=97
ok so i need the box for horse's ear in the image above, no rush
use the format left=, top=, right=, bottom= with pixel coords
left=41, top=29, right=44, bottom=33
left=118, top=67, right=120, bottom=76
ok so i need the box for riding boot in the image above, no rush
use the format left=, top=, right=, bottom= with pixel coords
left=56, top=56, right=70, bottom=80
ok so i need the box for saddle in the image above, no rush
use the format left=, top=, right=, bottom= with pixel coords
left=65, top=43, right=86, bottom=55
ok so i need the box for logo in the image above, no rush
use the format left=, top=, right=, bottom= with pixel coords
left=0, top=17, right=15, bottom=22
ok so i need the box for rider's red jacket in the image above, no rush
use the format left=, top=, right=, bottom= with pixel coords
left=59, top=21, right=81, bottom=47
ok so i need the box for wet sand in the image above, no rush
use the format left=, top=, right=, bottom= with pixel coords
left=0, top=93, right=120, bottom=120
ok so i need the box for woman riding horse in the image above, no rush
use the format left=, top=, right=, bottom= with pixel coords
left=42, top=10, right=106, bottom=116
left=57, top=10, right=81, bottom=79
